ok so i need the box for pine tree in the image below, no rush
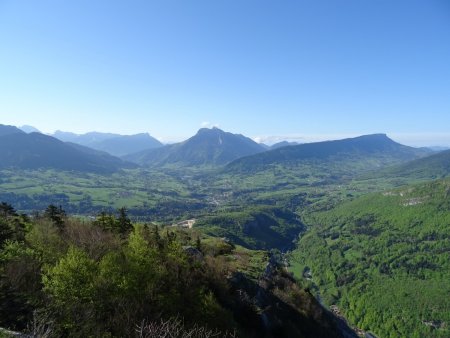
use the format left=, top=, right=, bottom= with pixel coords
left=116, top=207, right=132, bottom=235
left=44, top=204, right=66, bottom=230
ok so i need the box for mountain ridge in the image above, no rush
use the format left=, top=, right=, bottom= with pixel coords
left=52, top=130, right=162, bottom=156
left=125, top=127, right=266, bottom=167
left=0, top=126, right=136, bottom=173
left=226, top=133, right=431, bottom=173
left=376, top=148, right=450, bottom=180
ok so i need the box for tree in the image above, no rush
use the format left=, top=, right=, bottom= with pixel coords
left=0, top=218, right=13, bottom=248
left=0, top=202, right=17, bottom=219
left=43, top=246, right=98, bottom=304
left=42, top=246, right=99, bottom=335
left=150, top=224, right=163, bottom=249
left=93, top=211, right=116, bottom=231
left=44, top=205, right=66, bottom=230
left=117, top=207, right=132, bottom=235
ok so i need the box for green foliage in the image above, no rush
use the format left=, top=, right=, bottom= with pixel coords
left=376, top=149, right=450, bottom=181
left=289, top=179, right=450, bottom=337
left=43, top=246, right=98, bottom=305
left=0, top=202, right=17, bottom=218
left=93, top=211, right=117, bottom=231
left=0, top=219, right=13, bottom=249
left=0, top=135, right=446, bottom=337
left=195, top=206, right=304, bottom=250
left=0, top=212, right=254, bottom=336
left=0, top=202, right=352, bottom=337
left=94, top=208, right=133, bottom=235
left=0, top=203, right=27, bottom=249
left=43, top=204, right=66, bottom=230
left=116, top=207, right=132, bottom=234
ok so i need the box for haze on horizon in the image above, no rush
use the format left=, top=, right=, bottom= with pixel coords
left=1, top=0, right=450, bottom=146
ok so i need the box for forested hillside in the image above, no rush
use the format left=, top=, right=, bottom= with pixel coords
left=289, top=179, right=450, bottom=337
left=195, top=206, right=304, bottom=250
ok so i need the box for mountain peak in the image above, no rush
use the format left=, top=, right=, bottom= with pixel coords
left=125, top=128, right=266, bottom=167
left=196, top=127, right=224, bottom=135
left=19, top=125, right=41, bottom=133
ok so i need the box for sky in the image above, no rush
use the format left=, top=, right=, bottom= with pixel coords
left=1, top=0, right=450, bottom=146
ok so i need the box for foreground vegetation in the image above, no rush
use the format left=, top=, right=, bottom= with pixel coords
left=0, top=203, right=354, bottom=338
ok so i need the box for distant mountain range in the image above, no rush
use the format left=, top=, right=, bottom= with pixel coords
left=124, top=127, right=267, bottom=167
left=2, top=124, right=441, bottom=175
left=52, top=130, right=163, bottom=157
left=427, top=146, right=450, bottom=152
left=270, top=141, right=300, bottom=149
left=227, top=134, right=431, bottom=173
left=0, top=125, right=135, bottom=173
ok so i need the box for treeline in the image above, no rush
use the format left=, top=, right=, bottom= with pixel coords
left=0, top=192, right=209, bottom=222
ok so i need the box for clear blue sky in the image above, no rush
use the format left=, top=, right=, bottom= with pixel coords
left=1, top=0, right=450, bottom=145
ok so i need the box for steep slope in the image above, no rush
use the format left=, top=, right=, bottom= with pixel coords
left=195, top=206, right=304, bottom=250
left=125, top=127, right=266, bottom=167
left=378, top=149, right=450, bottom=180
left=52, top=131, right=162, bottom=156
left=290, top=179, right=450, bottom=337
left=0, top=132, right=136, bottom=173
left=0, top=124, right=24, bottom=137
left=227, top=134, right=430, bottom=173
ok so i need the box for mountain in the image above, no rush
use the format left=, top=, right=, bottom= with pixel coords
left=428, top=146, right=450, bottom=152
left=0, top=124, right=24, bottom=136
left=379, top=148, right=450, bottom=180
left=0, top=127, right=136, bottom=173
left=227, top=134, right=430, bottom=173
left=125, top=127, right=267, bottom=167
left=52, top=130, right=121, bottom=145
left=52, top=131, right=162, bottom=156
left=19, top=125, right=41, bottom=133
left=89, top=133, right=163, bottom=156
left=270, top=141, right=300, bottom=149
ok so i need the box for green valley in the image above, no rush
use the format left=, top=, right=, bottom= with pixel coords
left=1, top=129, right=449, bottom=337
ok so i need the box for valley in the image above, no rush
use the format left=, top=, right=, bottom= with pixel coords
left=0, top=125, right=449, bottom=337
left=3, top=1, right=449, bottom=336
